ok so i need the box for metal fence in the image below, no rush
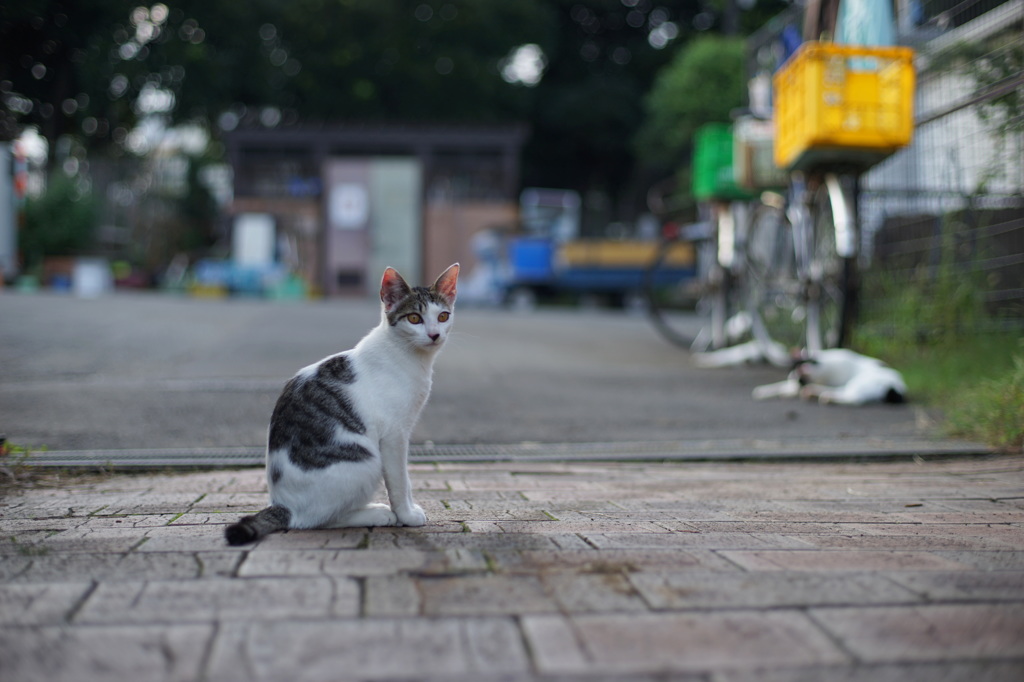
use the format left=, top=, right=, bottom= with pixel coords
left=859, top=0, right=1024, bottom=334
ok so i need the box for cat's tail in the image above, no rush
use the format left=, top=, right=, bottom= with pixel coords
left=224, top=505, right=291, bottom=545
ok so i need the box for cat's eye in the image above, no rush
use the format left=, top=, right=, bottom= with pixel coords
left=438, top=311, right=450, bottom=322
left=406, top=313, right=422, bottom=324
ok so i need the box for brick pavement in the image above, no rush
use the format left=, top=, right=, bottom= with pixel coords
left=1, top=454, right=1023, bottom=682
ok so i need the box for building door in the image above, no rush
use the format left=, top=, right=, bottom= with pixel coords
left=322, top=157, right=421, bottom=296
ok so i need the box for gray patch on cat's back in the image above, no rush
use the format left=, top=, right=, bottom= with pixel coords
left=319, top=354, right=357, bottom=383
left=269, top=356, right=372, bottom=471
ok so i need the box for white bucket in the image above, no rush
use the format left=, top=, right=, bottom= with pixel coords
left=72, top=258, right=113, bottom=298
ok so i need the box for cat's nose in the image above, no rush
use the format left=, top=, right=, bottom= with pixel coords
left=429, top=333, right=440, bottom=342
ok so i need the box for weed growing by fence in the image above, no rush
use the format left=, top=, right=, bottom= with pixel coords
left=856, top=209, right=1023, bottom=451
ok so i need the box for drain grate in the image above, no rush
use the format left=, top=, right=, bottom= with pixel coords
left=13, top=437, right=990, bottom=469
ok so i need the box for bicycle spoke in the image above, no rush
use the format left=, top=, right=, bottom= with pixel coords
left=748, top=203, right=804, bottom=355
left=645, top=237, right=702, bottom=348
left=808, top=178, right=855, bottom=351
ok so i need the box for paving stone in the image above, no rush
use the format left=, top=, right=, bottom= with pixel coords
left=0, top=623, right=213, bottom=682
left=853, top=522, right=1024, bottom=543
left=238, top=548, right=429, bottom=577
left=551, top=509, right=703, bottom=523
left=630, top=570, right=920, bottom=610
left=188, top=491, right=270, bottom=513
left=0, top=517, right=90, bottom=532
left=901, top=511, right=1024, bottom=524
left=524, top=611, right=847, bottom=674
left=882, top=570, right=1024, bottom=601
left=7, top=551, right=242, bottom=583
left=135, top=523, right=252, bottom=552
left=363, top=575, right=421, bottom=616
left=784, top=532, right=1014, bottom=551
left=32, top=526, right=148, bottom=553
left=721, top=549, right=975, bottom=572
left=519, top=615, right=591, bottom=674
left=542, top=571, right=650, bottom=613
left=76, top=576, right=358, bottom=623
left=678, top=521, right=859, bottom=534
left=95, top=492, right=208, bottom=516
left=207, top=617, right=530, bottom=681
left=0, top=554, right=32, bottom=581
left=731, top=509, right=910, bottom=523
left=933, top=498, right=1024, bottom=512
left=166, top=511, right=240, bottom=525
left=812, top=603, right=1024, bottom=662
left=3, top=455, right=1023, bottom=681
left=373, top=531, right=566, bottom=552
left=0, top=582, right=93, bottom=625
left=369, top=523, right=491, bottom=540
left=244, top=528, right=366, bottom=550
left=930, top=550, right=1024, bottom=571
left=417, top=574, right=558, bottom=616
left=77, top=514, right=179, bottom=528
left=718, top=661, right=1024, bottom=682
left=489, top=548, right=737, bottom=574
left=581, top=531, right=811, bottom=550
left=463, top=519, right=672, bottom=534
left=0, top=531, right=53, bottom=554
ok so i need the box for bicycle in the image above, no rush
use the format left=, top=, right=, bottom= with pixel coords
left=746, top=41, right=916, bottom=365
left=645, top=124, right=755, bottom=352
left=745, top=171, right=859, bottom=362
left=645, top=204, right=744, bottom=351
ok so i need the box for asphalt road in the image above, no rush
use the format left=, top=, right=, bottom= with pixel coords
left=0, top=291, right=967, bottom=459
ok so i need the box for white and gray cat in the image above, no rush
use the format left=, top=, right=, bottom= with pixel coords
left=752, top=348, right=907, bottom=405
left=225, top=263, right=459, bottom=545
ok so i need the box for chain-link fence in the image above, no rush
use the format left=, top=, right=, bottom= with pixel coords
left=860, top=0, right=1023, bottom=336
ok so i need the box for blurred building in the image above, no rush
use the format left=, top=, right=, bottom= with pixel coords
left=224, top=124, right=527, bottom=295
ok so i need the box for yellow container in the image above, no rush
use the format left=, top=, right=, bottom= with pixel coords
left=773, top=42, right=915, bottom=171
left=559, top=240, right=693, bottom=268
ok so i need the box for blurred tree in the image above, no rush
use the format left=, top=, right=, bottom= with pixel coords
left=1, top=2, right=125, bottom=160
left=1, top=1, right=552, bottom=157
left=521, top=0, right=701, bottom=228
left=520, top=0, right=785, bottom=229
left=2, top=0, right=785, bottom=228
left=21, top=173, right=97, bottom=270
left=634, top=34, right=748, bottom=173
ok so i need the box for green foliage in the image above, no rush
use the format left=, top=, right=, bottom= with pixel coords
left=855, top=217, right=1022, bottom=451
left=857, top=217, right=988, bottom=348
left=21, top=174, right=98, bottom=269
left=946, top=352, right=1024, bottom=452
left=634, top=35, right=747, bottom=171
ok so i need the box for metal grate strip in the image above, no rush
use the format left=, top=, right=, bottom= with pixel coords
left=10, top=437, right=990, bottom=470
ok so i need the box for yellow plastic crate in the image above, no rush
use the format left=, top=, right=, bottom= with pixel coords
left=773, top=42, right=915, bottom=171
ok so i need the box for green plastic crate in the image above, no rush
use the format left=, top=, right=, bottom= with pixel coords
left=692, top=123, right=755, bottom=201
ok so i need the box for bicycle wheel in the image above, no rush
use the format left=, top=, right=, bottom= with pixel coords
left=806, top=175, right=857, bottom=352
left=746, top=200, right=804, bottom=359
left=645, top=233, right=703, bottom=348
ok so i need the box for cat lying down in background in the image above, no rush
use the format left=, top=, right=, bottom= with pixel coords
left=752, top=348, right=907, bottom=406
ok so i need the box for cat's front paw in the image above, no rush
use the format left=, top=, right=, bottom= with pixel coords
left=395, top=504, right=427, bottom=527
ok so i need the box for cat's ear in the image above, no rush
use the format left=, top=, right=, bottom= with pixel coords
left=380, top=267, right=411, bottom=312
left=432, top=263, right=459, bottom=305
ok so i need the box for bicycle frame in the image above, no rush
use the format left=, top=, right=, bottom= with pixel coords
left=749, top=169, right=859, bottom=358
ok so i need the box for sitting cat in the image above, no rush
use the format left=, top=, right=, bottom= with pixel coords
left=225, top=264, right=459, bottom=545
left=752, top=348, right=907, bottom=405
